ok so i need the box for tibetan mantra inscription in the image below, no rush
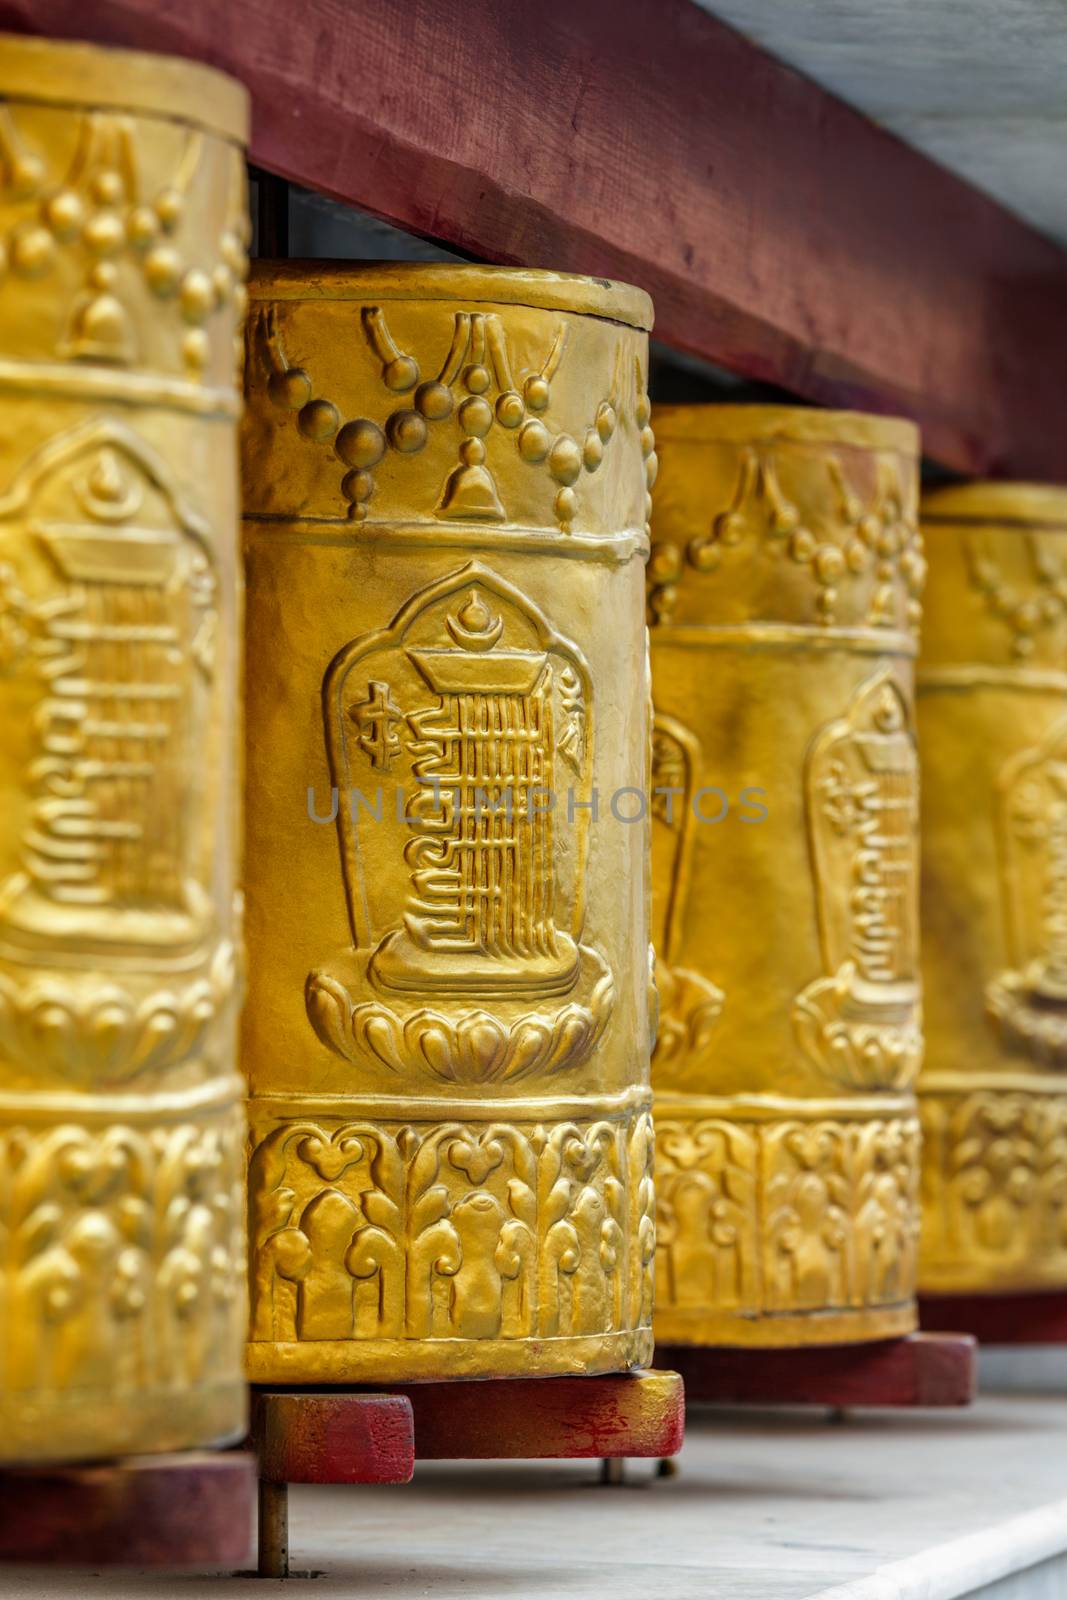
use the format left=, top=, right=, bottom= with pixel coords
left=241, top=265, right=657, bottom=1381
left=648, top=406, right=924, bottom=1346
left=0, top=37, right=249, bottom=1461
left=919, top=484, right=1067, bottom=1294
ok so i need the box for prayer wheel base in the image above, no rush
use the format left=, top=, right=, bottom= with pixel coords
left=652, top=1095, right=922, bottom=1350
left=657, top=1334, right=976, bottom=1408
left=654, top=1303, right=917, bottom=1350
left=920, top=1292, right=1067, bottom=1345
left=252, top=1373, right=684, bottom=1578
left=0, top=1451, right=255, bottom=1568
left=0, top=1380, right=247, bottom=1469
left=247, top=1329, right=655, bottom=1386
left=246, top=1092, right=656, bottom=1381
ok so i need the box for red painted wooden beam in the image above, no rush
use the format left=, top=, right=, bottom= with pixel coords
left=658, top=1334, right=977, bottom=1408
left=6, top=0, right=1067, bottom=480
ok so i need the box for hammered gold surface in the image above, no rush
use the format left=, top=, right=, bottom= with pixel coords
left=919, top=483, right=1067, bottom=1294
left=649, top=405, right=923, bottom=1346
left=241, top=264, right=656, bottom=1381
left=0, top=35, right=249, bottom=1462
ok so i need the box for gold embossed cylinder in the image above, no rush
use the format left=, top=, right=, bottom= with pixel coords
left=918, top=484, right=1067, bottom=1295
left=648, top=406, right=925, bottom=1346
left=242, top=265, right=656, bottom=1382
left=0, top=37, right=249, bottom=1462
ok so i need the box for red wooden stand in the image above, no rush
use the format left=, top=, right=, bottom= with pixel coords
left=252, top=1371, right=684, bottom=1578
left=921, top=1291, right=1067, bottom=1345
left=656, top=1333, right=976, bottom=1409
left=0, top=1451, right=255, bottom=1568
left=251, top=1392, right=416, bottom=1579
left=379, top=1369, right=685, bottom=1460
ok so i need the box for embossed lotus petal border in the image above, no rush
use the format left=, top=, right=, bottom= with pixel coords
left=793, top=963, right=923, bottom=1092
left=306, top=947, right=615, bottom=1084
left=0, top=940, right=238, bottom=1086
left=986, top=971, right=1067, bottom=1067
left=650, top=963, right=724, bottom=1073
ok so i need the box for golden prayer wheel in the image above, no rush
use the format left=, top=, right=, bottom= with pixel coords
left=241, top=264, right=657, bottom=1382
left=0, top=37, right=249, bottom=1460
left=648, top=405, right=925, bottom=1346
left=918, top=483, right=1067, bottom=1294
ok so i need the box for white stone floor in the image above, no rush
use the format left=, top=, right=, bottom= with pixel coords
left=9, top=1371, right=1067, bottom=1599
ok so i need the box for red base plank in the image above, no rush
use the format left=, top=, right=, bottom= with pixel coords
left=921, top=1291, right=1067, bottom=1345
left=656, top=1334, right=976, bottom=1408
left=251, top=1391, right=415, bottom=1484
left=379, top=1369, right=685, bottom=1460
left=0, top=1451, right=255, bottom=1567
